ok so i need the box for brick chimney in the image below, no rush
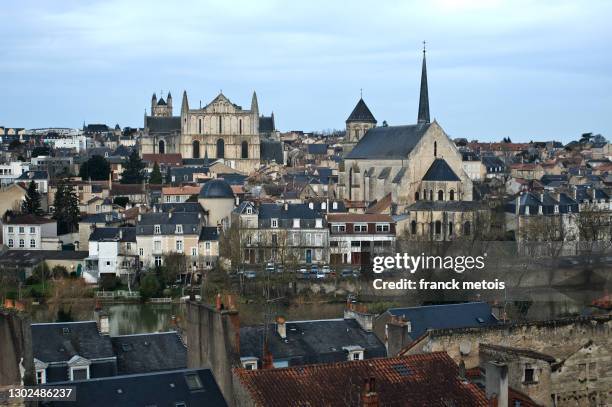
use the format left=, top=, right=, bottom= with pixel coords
left=344, top=302, right=373, bottom=332
left=94, top=300, right=110, bottom=335
left=262, top=342, right=274, bottom=369
left=485, top=361, right=508, bottom=407
left=360, top=377, right=379, bottom=407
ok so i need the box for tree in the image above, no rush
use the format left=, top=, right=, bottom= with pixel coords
left=8, top=140, right=22, bottom=150
left=120, top=150, right=145, bottom=184
left=149, top=162, right=163, bottom=184
left=53, top=179, right=80, bottom=234
left=159, top=253, right=187, bottom=286
left=79, top=155, right=111, bottom=181
left=21, top=180, right=44, bottom=216
left=32, top=146, right=51, bottom=158
left=139, top=273, right=161, bottom=300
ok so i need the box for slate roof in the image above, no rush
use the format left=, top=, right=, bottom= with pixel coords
left=239, top=318, right=386, bottom=364
left=306, top=143, right=328, bottom=155
left=346, top=98, right=377, bottom=124
left=200, top=226, right=220, bottom=241
left=386, top=302, right=498, bottom=339
left=198, top=179, right=234, bottom=199
left=136, top=212, right=202, bottom=235
left=260, top=138, right=283, bottom=163
left=31, top=321, right=115, bottom=364
left=4, top=214, right=54, bottom=225
left=235, top=352, right=488, bottom=407
left=43, top=368, right=227, bottom=407
left=259, top=115, right=275, bottom=133
left=153, top=202, right=205, bottom=214
left=345, top=123, right=430, bottom=160
left=408, top=201, right=485, bottom=212
left=16, top=170, right=48, bottom=181
left=110, top=332, right=187, bottom=375
left=89, top=227, right=136, bottom=243
left=144, top=116, right=181, bottom=134
left=422, top=158, right=460, bottom=181
left=505, top=192, right=579, bottom=215
left=392, top=167, right=407, bottom=184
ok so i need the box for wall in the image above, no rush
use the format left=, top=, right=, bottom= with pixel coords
left=0, top=308, right=34, bottom=387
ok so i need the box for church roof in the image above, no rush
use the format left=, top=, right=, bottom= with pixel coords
left=145, top=116, right=181, bottom=134
left=345, top=123, right=430, bottom=160
left=157, top=98, right=167, bottom=106
left=346, top=98, right=377, bottom=124
left=422, top=159, right=460, bottom=181
left=259, top=115, right=275, bottom=133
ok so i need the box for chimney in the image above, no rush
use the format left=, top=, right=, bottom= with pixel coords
left=138, top=214, right=142, bottom=222
left=94, top=301, right=110, bottom=335
left=283, top=202, right=289, bottom=211
left=515, top=194, right=520, bottom=215
left=276, top=316, right=286, bottom=339
left=360, top=377, right=379, bottom=407
left=343, top=303, right=373, bottom=332
left=385, top=316, right=410, bottom=356
left=235, top=196, right=240, bottom=206
left=215, top=293, right=223, bottom=311
left=485, top=362, right=508, bottom=407
left=262, top=342, right=274, bottom=369
left=308, top=202, right=314, bottom=210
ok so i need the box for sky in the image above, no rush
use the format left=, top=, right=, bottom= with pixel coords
left=1, top=0, right=611, bottom=143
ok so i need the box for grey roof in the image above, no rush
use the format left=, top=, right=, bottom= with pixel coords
left=240, top=318, right=386, bottom=365
left=110, top=332, right=186, bottom=375
left=200, top=226, right=220, bottom=241
left=258, top=203, right=321, bottom=220
left=199, top=179, right=234, bottom=199
left=408, top=201, right=485, bottom=212
left=137, top=212, right=202, bottom=235
left=16, top=170, right=48, bottom=181
left=422, top=159, right=460, bottom=181
left=377, top=167, right=391, bottom=180
left=346, top=98, right=377, bottom=124
left=31, top=321, right=115, bottom=364
left=260, top=138, right=283, bottom=163
left=153, top=202, right=205, bottom=214
left=387, top=302, right=498, bottom=340
left=392, top=167, right=407, bottom=184
left=89, top=227, right=136, bottom=243
left=42, top=368, right=227, bottom=407
left=307, top=144, right=328, bottom=155
left=144, top=116, right=181, bottom=134
left=259, top=115, right=275, bottom=133
left=345, top=123, right=430, bottom=160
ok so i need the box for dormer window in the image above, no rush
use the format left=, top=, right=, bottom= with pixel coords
left=293, top=219, right=300, bottom=228
left=154, top=225, right=161, bottom=234
left=271, top=219, right=278, bottom=228
left=332, top=202, right=338, bottom=210
left=246, top=207, right=252, bottom=215
left=176, top=225, right=183, bottom=234
left=554, top=205, right=559, bottom=214
left=315, top=219, right=323, bottom=228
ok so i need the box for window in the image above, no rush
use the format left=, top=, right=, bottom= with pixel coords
left=448, top=222, right=453, bottom=235
left=438, top=190, right=444, bottom=201
left=523, top=365, right=536, bottom=383
left=315, top=219, right=323, bottom=228
left=36, top=369, right=46, bottom=384
left=429, top=190, right=433, bottom=200
left=272, top=233, right=278, bottom=245
left=411, top=221, right=417, bottom=235
left=246, top=207, right=252, bottom=215
left=29, top=227, right=35, bottom=234
left=331, top=224, right=346, bottom=233
left=449, top=190, right=455, bottom=201
left=192, top=247, right=197, bottom=256
left=352, top=351, right=363, bottom=360
left=239, top=119, right=243, bottom=135
left=415, top=191, right=419, bottom=201
left=185, top=373, right=203, bottom=390
left=70, top=367, right=89, bottom=381
left=463, top=221, right=471, bottom=236
left=95, top=205, right=101, bottom=212
left=198, top=118, right=202, bottom=134
left=154, top=225, right=161, bottom=234
left=376, top=224, right=390, bottom=233
left=434, top=141, right=437, bottom=157
left=315, top=234, right=322, bottom=245
left=176, top=240, right=183, bottom=252
left=354, top=224, right=367, bottom=233
left=271, top=218, right=278, bottom=228
left=139, top=248, right=144, bottom=256
left=176, top=225, right=183, bottom=234
left=351, top=241, right=361, bottom=247
left=218, top=116, right=223, bottom=133
left=330, top=241, right=338, bottom=247
left=154, top=241, right=162, bottom=252
left=435, top=221, right=442, bottom=235
left=154, top=256, right=162, bottom=267
left=7, top=226, right=13, bottom=233
left=19, top=239, right=25, bottom=248
left=8, top=239, right=14, bottom=248
left=205, top=242, right=210, bottom=250
left=126, top=242, right=131, bottom=250
left=18, top=227, right=24, bottom=234
left=30, top=239, right=36, bottom=248
left=165, top=196, right=171, bottom=203
left=332, top=202, right=338, bottom=210
left=216, top=138, right=225, bottom=158
left=293, top=219, right=300, bottom=228
left=241, top=141, right=249, bottom=159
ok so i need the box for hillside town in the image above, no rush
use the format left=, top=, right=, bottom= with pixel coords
left=1, top=49, right=611, bottom=407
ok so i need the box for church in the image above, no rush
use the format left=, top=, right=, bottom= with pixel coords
left=338, top=48, right=473, bottom=214
left=140, top=90, right=276, bottom=173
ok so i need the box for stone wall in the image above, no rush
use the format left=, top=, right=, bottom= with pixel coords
left=0, top=307, right=34, bottom=387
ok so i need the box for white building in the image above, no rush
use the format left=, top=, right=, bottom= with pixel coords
left=2, top=214, right=59, bottom=250
left=0, top=161, right=29, bottom=186
left=84, top=227, right=137, bottom=283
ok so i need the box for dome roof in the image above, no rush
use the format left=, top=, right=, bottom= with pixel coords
left=199, top=179, right=234, bottom=199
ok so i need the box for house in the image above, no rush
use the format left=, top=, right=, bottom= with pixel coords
left=16, top=170, right=49, bottom=194
left=198, top=226, right=220, bottom=271
left=0, top=183, right=26, bottom=218
left=232, top=201, right=328, bottom=265
left=374, top=302, right=499, bottom=356
left=233, top=352, right=488, bottom=406
left=0, top=161, right=29, bottom=186
left=161, top=185, right=200, bottom=203
left=2, top=214, right=59, bottom=250
left=84, top=227, right=137, bottom=284
left=0, top=250, right=88, bottom=280
left=42, top=368, right=227, bottom=407
left=510, top=163, right=544, bottom=180
left=326, top=213, right=396, bottom=267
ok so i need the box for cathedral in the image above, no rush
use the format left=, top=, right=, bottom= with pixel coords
left=338, top=48, right=473, bottom=214
left=140, top=90, right=275, bottom=173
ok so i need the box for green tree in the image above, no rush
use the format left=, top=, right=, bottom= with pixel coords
left=139, top=273, right=161, bottom=300
left=159, top=253, right=187, bottom=286
left=21, top=180, right=44, bottom=216
left=79, top=155, right=111, bottom=181
left=53, top=179, right=80, bottom=235
left=120, top=150, right=145, bottom=184
left=149, top=161, right=163, bottom=184
left=32, top=146, right=51, bottom=157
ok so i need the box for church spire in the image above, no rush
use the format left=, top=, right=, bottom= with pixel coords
left=251, top=91, right=259, bottom=114
left=181, top=90, right=189, bottom=114
left=417, top=42, right=430, bottom=124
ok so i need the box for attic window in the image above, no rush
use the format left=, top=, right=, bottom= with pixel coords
left=246, top=207, right=252, bottom=215
left=121, top=343, right=133, bottom=352
left=476, top=317, right=485, bottom=324
left=185, top=373, right=203, bottom=390
left=391, top=364, right=412, bottom=377
left=62, top=327, right=71, bottom=334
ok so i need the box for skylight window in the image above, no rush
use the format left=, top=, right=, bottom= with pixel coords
left=391, top=363, right=412, bottom=377
left=185, top=373, right=203, bottom=390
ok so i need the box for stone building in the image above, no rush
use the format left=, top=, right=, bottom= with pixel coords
left=140, top=90, right=275, bottom=174
left=338, top=49, right=473, bottom=213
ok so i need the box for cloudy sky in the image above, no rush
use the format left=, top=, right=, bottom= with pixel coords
left=1, top=0, right=610, bottom=142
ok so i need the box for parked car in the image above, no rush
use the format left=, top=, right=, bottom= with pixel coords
left=244, top=271, right=257, bottom=279
left=276, top=265, right=284, bottom=274
left=310, top=265, right=319, bottom=273
left=340, top=268, right=354, bottom=278
left=265, top=263, right=275, bottom=273
left=322, top=265, right=331, bottom=274
left=316, top=271, right=326, bottom=279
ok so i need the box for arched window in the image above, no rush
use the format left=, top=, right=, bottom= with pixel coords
left=429, top=190, right=434, bottom=200
left=464, top=221, right=471, bottom=236
left=434, top=141, right=437, bottom=157
left=218, top=116, right=223, bottom=133
left=411, top=221, right=417, bottom=235
left=241, top=141, right=249, bottom=159
left=449, top=190, right=455, bottom=201
left=239, top=119, right=243, bottom=135
left=216, top=138, right=225, bottom=158
left=448, top=222, right=453, bottom=235
left=158, top=140, right=165, bottom=154
left=192, top=140, right=200, bottom=159
left=415, top=191, right=420, bottom=201
left=435, top=221, right=442, bottom=235
left=437, top=190, right=444, bottom=201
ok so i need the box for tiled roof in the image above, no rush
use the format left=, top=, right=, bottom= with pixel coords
left=235, top=352, right=488, bottom=406
left=162, top=186, right=200, bottom=196
left=142, top=153, right=182, bottom=166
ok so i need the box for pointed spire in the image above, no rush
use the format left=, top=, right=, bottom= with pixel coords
left=203, top=148, right=209, bottom=167
left=181, top=90, right=189, bottom=114
left=417, top=41, right=430, bottom=124
left=251, top=91, right=259, bottom=113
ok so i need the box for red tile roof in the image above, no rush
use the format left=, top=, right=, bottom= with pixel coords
left=142, top=153, right=183, bottom=166
left=327, top=213, right=394, bottom=223
left=235, top=352, right=488, bottom=406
